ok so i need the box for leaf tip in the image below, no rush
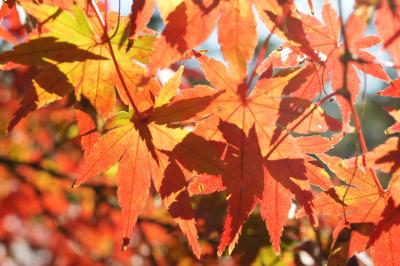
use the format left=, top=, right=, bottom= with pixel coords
left=71, top=179, right=78, bottom=188
left=273, top=246, right=281, bottom=256
left=217, top=250, right=224, bottom=257
left=122, top=238, right=130, bottom=251
left=192, top=49, right=205, bottom=58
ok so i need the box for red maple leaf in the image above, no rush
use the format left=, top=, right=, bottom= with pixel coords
left=259, top=3, right=390, bottom=124
left=74, top=67, right=219, bottom=258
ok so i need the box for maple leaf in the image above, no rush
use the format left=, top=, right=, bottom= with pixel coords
left=20, top=0, right=88, bottom=10
left=259, top=3, right=390, bottom=124
left=0, top=2, right=155, bottom=130
left=376, top=79, right=400, bottom=134
left=216, top=121, right=265, bottom=255
left=375, top=0, right=400, bottom=74
left=148, top=0, right=258, bottom=80
left=296, top=134, right=343, bottom=191
left=377, top=79, right=400, bottom=134
left=75, top=107, right=99, bottom=156
left=361, top=137, right=400, bottom=175
left=310, top=155, right=400, bottom=265
left=0, top=1, right=22, bottom=44
left=152, top=0, right=295, bottom=73
left=319, top=156, right=386, bottom=224
left=170, top=123, right=337, bottom=253
left=385, top=108, right=400, bottom=134
left=129, top=0, right=156, bottom=39
left=253, top=0, right=295, bottom=41
left=189, top=53, right=343, bottom=255
left=327, top=192, right=400, bottom=266
left=367, top=196, right=400, bottom=266
left=148, top=0, right=219, bottom=74
left=217, top=0, right=257, bottom=80
left=380, top=79, right=400, bottom=98
left=74, top=67, right=219, bottom=258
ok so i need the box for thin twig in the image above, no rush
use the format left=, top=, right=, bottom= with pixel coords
left=246, top=26, right=277, bottom=90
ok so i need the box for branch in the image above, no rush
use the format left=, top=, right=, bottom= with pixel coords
left=0, top=155, right=111, bottom=191
left=0, top=155, right=73, bottom=180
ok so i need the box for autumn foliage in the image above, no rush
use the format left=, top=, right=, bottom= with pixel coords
left=0, top=0, right=400, bottom=265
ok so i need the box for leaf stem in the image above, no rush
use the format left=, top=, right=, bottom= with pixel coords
left=266, top=92, right=337, bottom=159
left=89, top=0, right=141, bottom=116
left=246, top=26, right=276, bottom=89
left=346, top=97, right=385, bottom=193
left=337, top=0, right=385, bottom=194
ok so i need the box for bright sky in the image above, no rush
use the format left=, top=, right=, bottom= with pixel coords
left=107, top=0, right=356, bottom=18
